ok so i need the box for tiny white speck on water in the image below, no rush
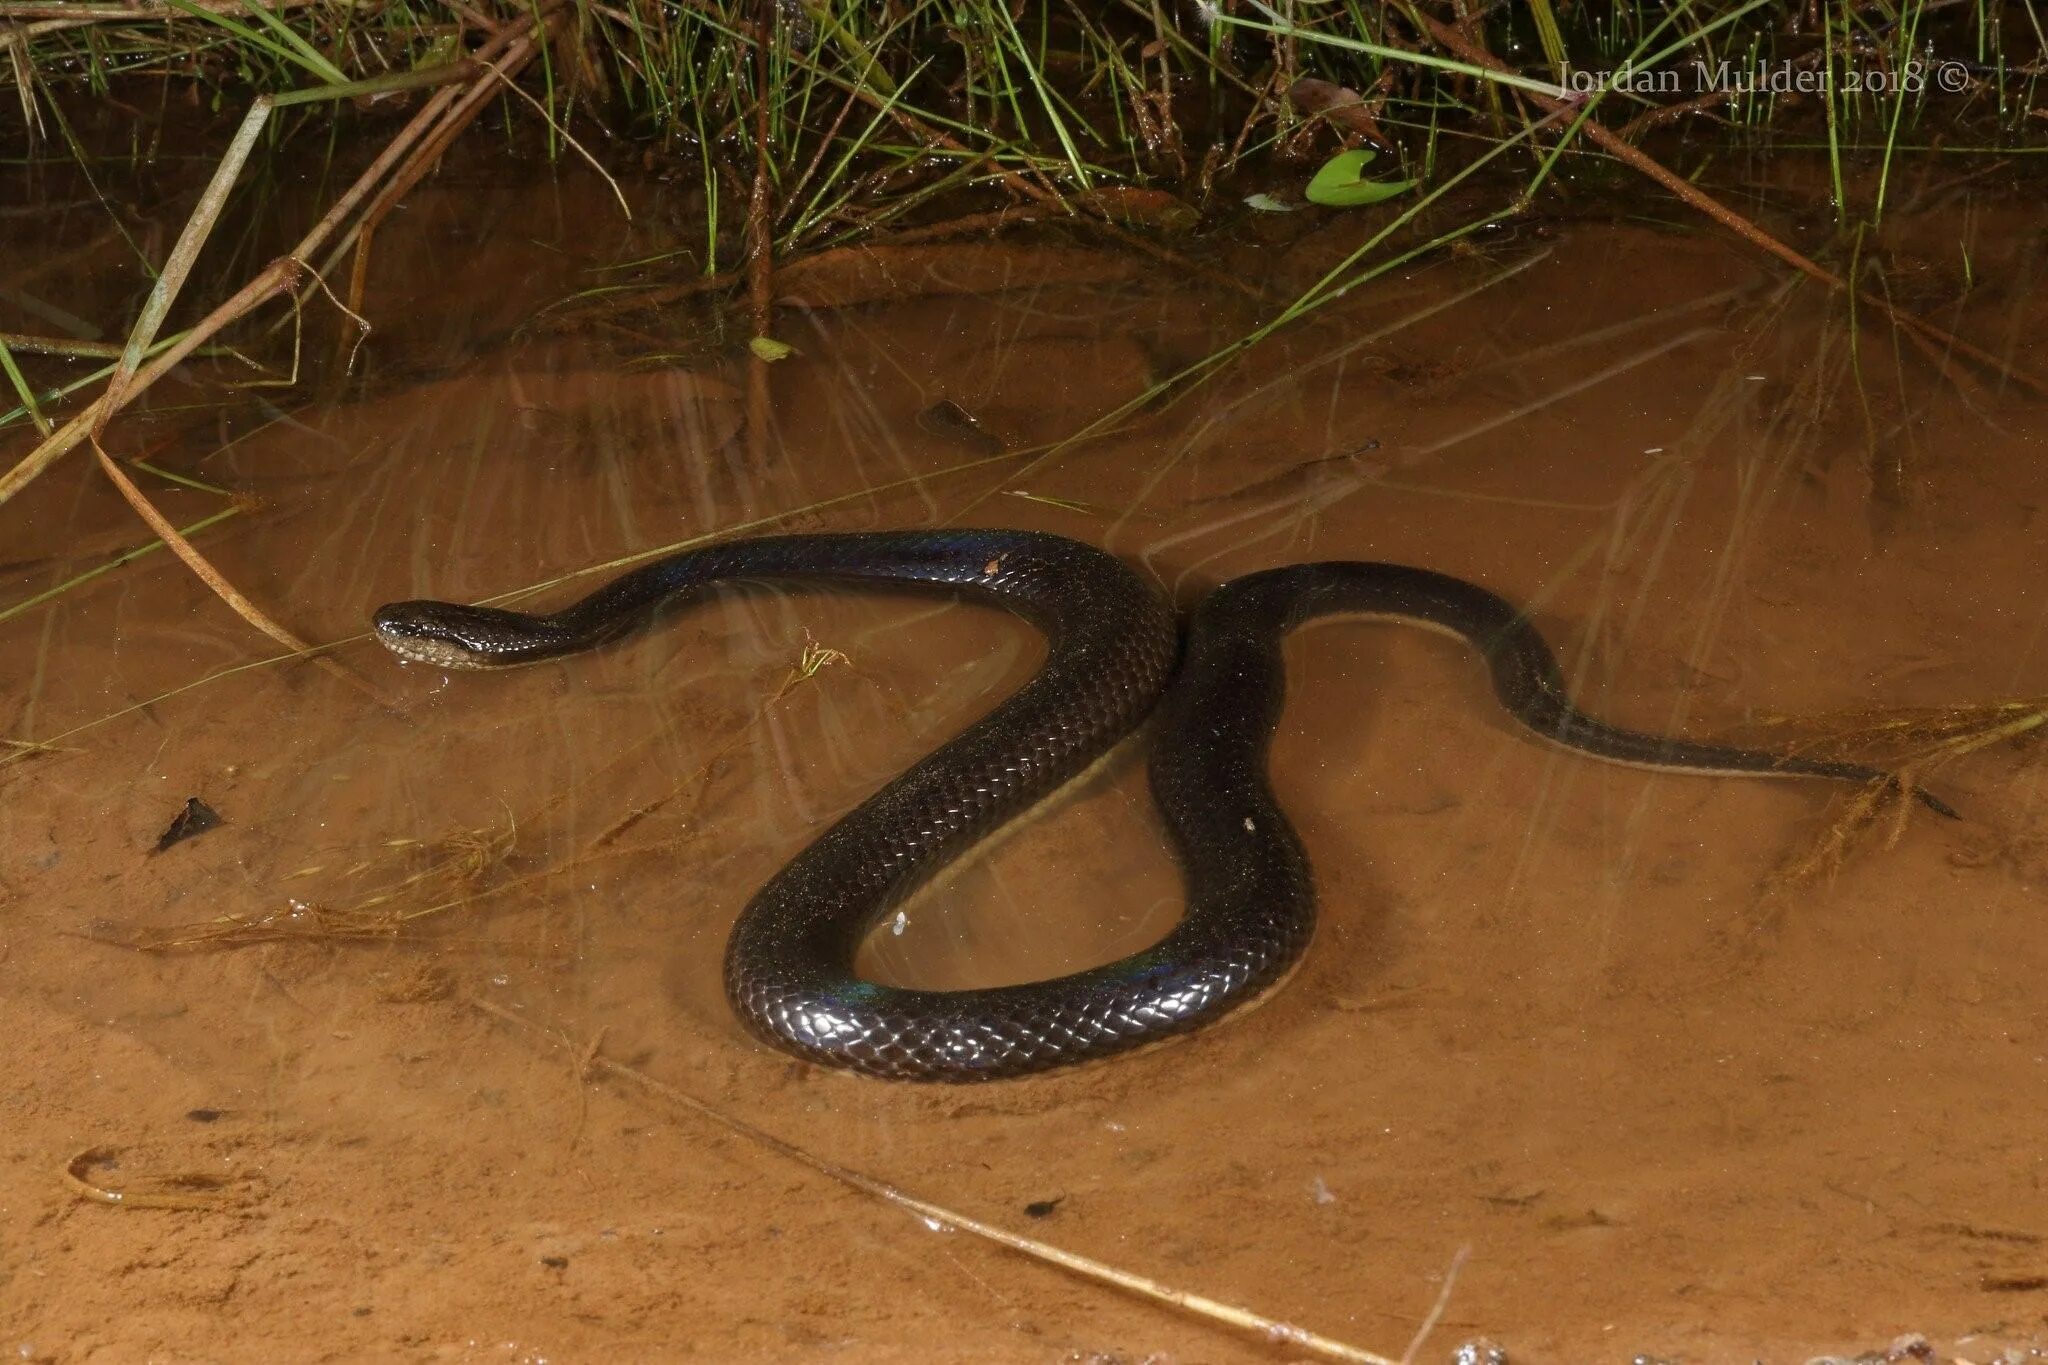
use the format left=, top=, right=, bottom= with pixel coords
left=1643, top=447, right=1663, bottom=454
left=1311, top=1176, right=1337, bottom=1205
left=891, top=910, right=908, bottom=936
left=1243, top=816, right=1255, bottom=832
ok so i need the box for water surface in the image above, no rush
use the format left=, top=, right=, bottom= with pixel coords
left=4, top=132, right=2046, bottom=1364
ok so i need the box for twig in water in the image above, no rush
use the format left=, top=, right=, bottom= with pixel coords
left=87, top=434, right=388, bottom=708
left=87, top=438, right=300, bottom=651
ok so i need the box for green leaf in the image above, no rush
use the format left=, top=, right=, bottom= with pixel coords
left=1304, top=150, right=1417, bottom=208
left=231, top=0, right=349, bottom=86
left=749, top=336, right=795, bottom=362
left=413, top=33, right=460, bottom=70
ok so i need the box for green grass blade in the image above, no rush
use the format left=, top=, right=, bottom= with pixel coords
left=155, top=0, right=348, bottom=85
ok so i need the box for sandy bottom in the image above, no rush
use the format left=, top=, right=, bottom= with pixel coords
left=4, top=145, right=2048, bottom=1364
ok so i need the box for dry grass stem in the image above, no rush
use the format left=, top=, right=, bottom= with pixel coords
left=84, top=436, right=393, bottom=708
left=88, top=436, right=308, bottom=654
left=1399, top=1245, right=1470, bottom=1365
left=0, top=0, right=328, bottom=56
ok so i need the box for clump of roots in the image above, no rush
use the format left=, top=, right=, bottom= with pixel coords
left=111, top=816, right=520, bottom=951
left=1746, top=696, right=2047, bottom=887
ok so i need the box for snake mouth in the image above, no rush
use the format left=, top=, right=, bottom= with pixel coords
left=372, top=600, right=579, bottom=669
left=371, top=602, right=503, bottom=670
left=372, top=624, right=493, bottom=670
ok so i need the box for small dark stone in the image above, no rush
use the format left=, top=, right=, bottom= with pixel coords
left=152, top=797, right=223, bottom=854
left=185, top=1108, right=223, bottom=1123
left=915, top=399, right=1002, bottom=453
left=540, top=1255, right=569, bottom=1270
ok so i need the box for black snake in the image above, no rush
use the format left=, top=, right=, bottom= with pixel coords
left=373, top=530, right=1944, bottom=1082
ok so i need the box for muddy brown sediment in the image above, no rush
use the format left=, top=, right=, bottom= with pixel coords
left=3, top=143, right=2046, bottom=1363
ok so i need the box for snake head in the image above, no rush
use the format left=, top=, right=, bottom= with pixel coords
left=372, top=601, right=570, bottom=670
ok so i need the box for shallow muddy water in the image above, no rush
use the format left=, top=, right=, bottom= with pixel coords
left=5, top=134, right=2048, bottom=1364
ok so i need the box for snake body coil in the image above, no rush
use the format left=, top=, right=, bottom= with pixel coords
left=374, top=530, right=1935, bottom=1082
